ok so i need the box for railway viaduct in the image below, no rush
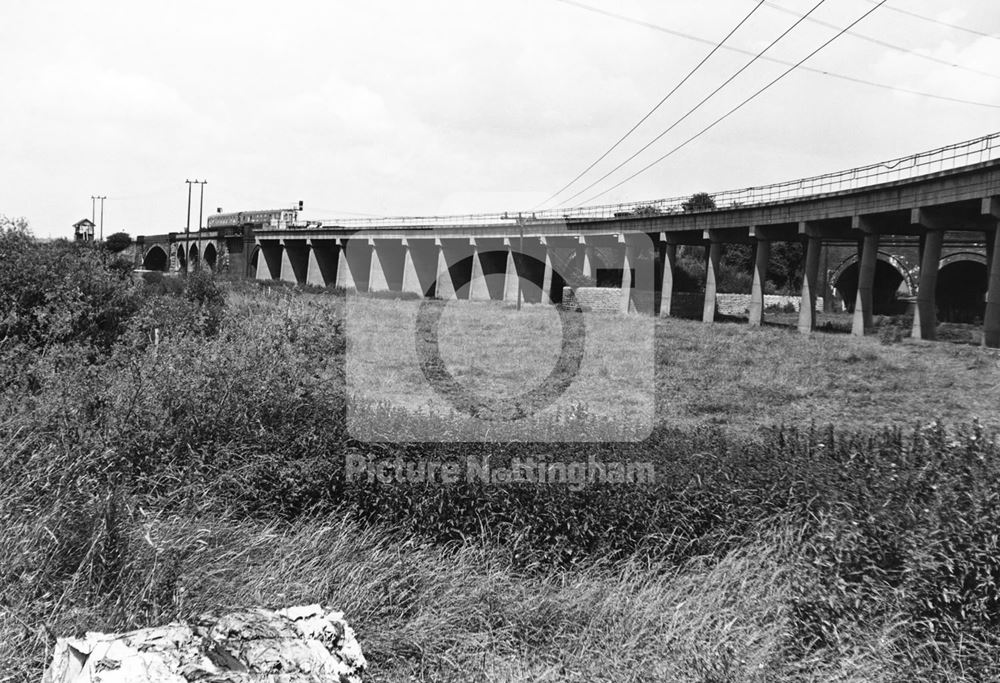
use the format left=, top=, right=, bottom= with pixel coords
left=134, top=132, right=1000, bottom=347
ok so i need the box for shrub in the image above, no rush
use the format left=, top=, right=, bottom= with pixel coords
left=0, top=228, right=145, bottom=351
left=104, top=232, right=132, bottom=253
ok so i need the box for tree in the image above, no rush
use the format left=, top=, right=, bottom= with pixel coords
left=105, top=231, right=132, bottom=253
left=682, top=192, right=716, bottom=212
left=0, top=215, right=30, bottom=237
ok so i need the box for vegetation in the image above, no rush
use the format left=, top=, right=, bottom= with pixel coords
left=673, top=194, right=805, bottom=294
left=104, top=231, right=132, bottom=253
left=3, top=223, right=1000, bottom=681
left=682, top=191, right=717, bottom=212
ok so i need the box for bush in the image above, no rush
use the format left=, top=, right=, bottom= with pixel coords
left=0, top=228, right=144, bottom=351
left=104, top=232, right=132, bottom=253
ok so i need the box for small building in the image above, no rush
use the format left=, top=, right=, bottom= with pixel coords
left=73, top=218, right=95, bottom=242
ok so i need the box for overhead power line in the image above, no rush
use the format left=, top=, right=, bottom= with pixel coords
left=538, top=0, right=766, bottom=208
left=554, top=0, right=1000, bottom=111
left=579, top=1, right=889, bottom=206
left=555, top=0, right=830, bottom=208
left=870, top=1, right=1000, bottom=42
left=764, top=0, right=1000, bottom=80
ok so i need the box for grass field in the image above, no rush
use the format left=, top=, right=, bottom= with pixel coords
left=344, top=293, right=1000, bottom=436
left=5, top=262, right=1000, bottom=682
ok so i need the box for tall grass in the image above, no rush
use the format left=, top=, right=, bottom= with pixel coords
left=4, top=237, right=1000, bottom=681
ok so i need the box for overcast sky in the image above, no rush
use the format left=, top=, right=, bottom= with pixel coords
left=2, top=0, right=999, bottom=238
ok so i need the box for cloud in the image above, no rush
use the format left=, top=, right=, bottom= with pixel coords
left=1, top=0, right=998, bottom=235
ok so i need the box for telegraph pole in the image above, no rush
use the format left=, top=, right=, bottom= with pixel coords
left=97, top=196, right=106, bottom=241
left=90, top=196, right=96, bottom=226
left=196, top=180, right=207, bottom=230
left=185, top=180, right=195, bottom=274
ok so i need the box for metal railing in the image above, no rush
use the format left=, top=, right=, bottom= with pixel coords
left=310, top=131, right=999, bottom=228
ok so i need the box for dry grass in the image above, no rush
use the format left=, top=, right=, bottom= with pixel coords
left=6, top=286, right=1000, bottom=681
left=3, top=503, right=910, bottom=682
left=341, top=293, right=1000, bottom=436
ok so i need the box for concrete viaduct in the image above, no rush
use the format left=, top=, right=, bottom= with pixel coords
left=135, top=132, right=1000, bottom=347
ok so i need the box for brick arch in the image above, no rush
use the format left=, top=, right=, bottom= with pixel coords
left=204, top=242, right=218, bottom=271
left=830, top=251, right=915, bottom=314
left=142, top=245, right=169, bottom=271
left=939, top=251, right=987, bottom=269
left=937, top=254, right=989, bottom=323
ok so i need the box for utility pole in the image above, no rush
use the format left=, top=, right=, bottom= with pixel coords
left=97, top=196, right=106, bottom=241
left=196, top=179, right=207, bottom=230
left=185, top=180, right=195, bottom=274
left=90, top=196, right=96, bottom=226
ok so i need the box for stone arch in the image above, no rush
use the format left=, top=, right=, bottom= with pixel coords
left=176, top=245, right=187, bottom=271
left=143, top=245, right=169, bottom=271
left=831, top=251, right=914, bottom=315
left=189, top=244, right=200, bottom=270
left=204, top=242, right=218, bottom=271
left=936, top=253, right=988, bottom=323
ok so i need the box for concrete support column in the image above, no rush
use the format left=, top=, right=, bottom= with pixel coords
left=254, top=252, right=267, bottom=280
left=257, top=241, right=283, bottom=281
left=748, top=237, right=770, bottom=327
left=279, top=244, right=296, bottom=284
left=658, top=239, right=677, bottom=318
left=503, top=242, right=519, bottom=302
left=541, top=239, right=554, bottom=303
left=435, top=240, right=456, bottom=300
left=852, top=228, right=879, bottom=336
left=307, top=240, right=338, bottom=288
left=579, top=240, right=594, bottom=281
left=401, top=242, right=422, bottom=295
left=368, top=239, right=391, bottom=292
left=306, top=243, right=325, bottom=287
left=983, top=197, right=1000, bottom=348
left=912, top=210, right=944, bottom=340
left=336, top=238, right=371, bottom=292
left=703, top=239, right=722, bottom=323
left=987, top=230, right=995, bottom=284
left=281, top=241, right=311, bottom=285
left=469, top=245, right=490, bottom=301
left=620, top=237, right=634, bottom=314
left=986, top=230, right=1000, bottom=348
left=335, top=240, right=354, bottom=290
left=798, top=234, right=821, bottom=334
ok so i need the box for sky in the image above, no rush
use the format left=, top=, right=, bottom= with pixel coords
left=1, top=0, right=999, bottom=238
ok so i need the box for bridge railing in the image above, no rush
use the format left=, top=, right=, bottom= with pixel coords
left=313, top=131, right=999, bottom=228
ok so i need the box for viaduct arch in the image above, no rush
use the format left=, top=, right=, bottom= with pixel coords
left=829, top=251, right=916, bottom=315
left=142, top=245, right=169, bottom=271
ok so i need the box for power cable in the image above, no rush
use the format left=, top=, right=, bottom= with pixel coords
left=553, top=1, right=1000, bottom=111
left=555, top=0, right=830, bottom=208
left=764, top=0, right=1000, bottom=80
left=538, top=0, right=766, bottom=208
left=579, top=0, right=889, bottom=206
left=868, top=1, right=1000, bottom=42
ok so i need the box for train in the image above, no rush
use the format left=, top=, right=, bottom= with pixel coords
left=206, top=207, right=300, bottom=229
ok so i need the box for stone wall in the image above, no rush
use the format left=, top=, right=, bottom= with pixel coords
left=716, top=293, right=825, bottom=316
left=565, top=286, right=621, bottom=312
